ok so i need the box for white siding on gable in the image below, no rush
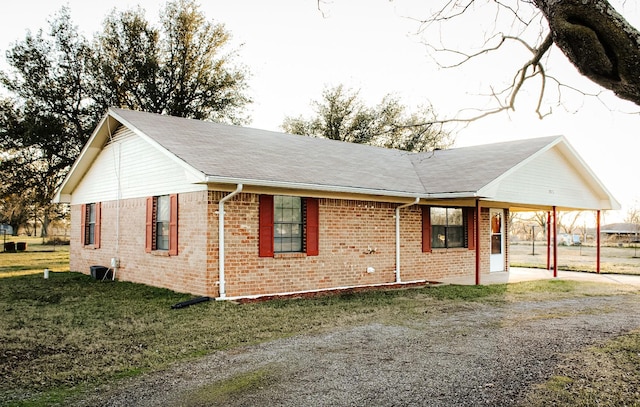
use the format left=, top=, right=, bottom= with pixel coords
left=485, top=147, right=605, bottom=209
left=71, top=127, right=206, bottom=204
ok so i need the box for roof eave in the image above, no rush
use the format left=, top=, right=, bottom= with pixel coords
left=203, top=175, right=484, bottom=201
left=53, top=113, right=118, bottom=203
left=202, top=175, right=425, bottom=199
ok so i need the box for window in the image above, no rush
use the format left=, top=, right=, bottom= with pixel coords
left=422, top=206, right=475, bottom=252
left=431, top=207, right=464, bottom=249
left=146, top=194, right=178, bottom=255
left=156, top=195, right=170, bottom=251
left=81, top=202, right=101, bottom=248
left=274, top=196, right=303, bottom=253
left=259, top=195, right=319, bottom=257
left=87, top=204, right=96, bottom=245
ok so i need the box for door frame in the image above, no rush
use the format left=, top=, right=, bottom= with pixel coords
left=489, top=208, right=505, bottom=272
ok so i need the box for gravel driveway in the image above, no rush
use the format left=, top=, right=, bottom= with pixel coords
left=73, top=293, right=640, bottom=407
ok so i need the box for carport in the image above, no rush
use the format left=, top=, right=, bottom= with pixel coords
left=462, top=136, right=620, bottom=285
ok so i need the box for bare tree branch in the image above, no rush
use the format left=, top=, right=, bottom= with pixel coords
left=411, top=0, right=640, bottom=126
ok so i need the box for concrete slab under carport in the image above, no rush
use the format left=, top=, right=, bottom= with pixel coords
left=438, top=267, right=640, bottom=288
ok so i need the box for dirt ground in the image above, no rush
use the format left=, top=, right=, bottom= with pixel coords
left=509, top=243, right=640, bottom=274
left=72, top=290, right=640, bottom=407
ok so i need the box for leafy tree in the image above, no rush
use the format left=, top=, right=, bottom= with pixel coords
left=0, top=1, right=252, bottom=235
left=282, top=85, right=451, bottom=152
left=0, top=10, right=96, bottom=236
left=90, top=0, right=250, bottom=123
left=415, top=0, right=640, bottom=120
left=0, top=193, right=32, bottom=236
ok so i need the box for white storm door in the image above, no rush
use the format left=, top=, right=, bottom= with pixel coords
left=489, top=209, right=505, bottom=272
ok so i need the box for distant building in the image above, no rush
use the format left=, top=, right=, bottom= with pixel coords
left=0, top=224, right=13, bottom=235
left=600, top=223, right=640, bottom=243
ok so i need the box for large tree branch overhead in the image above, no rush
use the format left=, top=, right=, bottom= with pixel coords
left=535, top=0, right=640, bottom=105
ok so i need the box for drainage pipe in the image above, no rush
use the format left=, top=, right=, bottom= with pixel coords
left=395, top=197, right=420, bottom=283
left=218, top=184, right=243, bottom=298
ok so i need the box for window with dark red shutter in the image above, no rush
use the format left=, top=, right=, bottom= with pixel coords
left=259, top=195, right=274, bottom=257
left=422, top=206, right=432, bottom=253
left=146, top=195, right=179, bottom=255
left=305, top=198, right=319, bottom=256
left=426, top=206, right=473, bottom=250
left=169, top=194, right=178, bottom=256
left=145, top=197, right=154, bottom=253
left=94, top=203, right=101, bottom=249
left=466, top=207, right=476, bottom=250
left=259, top=195, right=320, bottom=257
left=82, top=203, right=101, bottom=247
left=80, top=204, right=87, bottom=246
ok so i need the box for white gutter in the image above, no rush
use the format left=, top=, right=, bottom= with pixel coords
left=395, top=197, right=420, bottom=283
left=203, top=175, right=487, bottom=201
left=218, top=184, right=243, bottom=298
left=203, top=175, right=425, bottom=199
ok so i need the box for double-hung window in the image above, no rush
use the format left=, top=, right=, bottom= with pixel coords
left=81, top=202, right=101, bottom=248
left=259, top=195, right=319, bottom=257
left=431, top=207, right=464, bottom=249
left=155, top=195, right=171, bottom=251
left=274, top=196, right=304, bottom=253
left=146, top=194, right=178, bottom=255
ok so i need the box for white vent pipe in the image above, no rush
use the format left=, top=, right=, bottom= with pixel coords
left=395, top=197, right=420, bottom=283
left=218, top=184, right=243, bottom=298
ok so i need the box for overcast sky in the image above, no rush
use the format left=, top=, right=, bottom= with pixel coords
left=1, top=0, right=638, bottom=222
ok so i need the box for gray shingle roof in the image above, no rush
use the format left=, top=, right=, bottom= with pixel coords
left=410, top=137, right=557, bottom=194
left=110, top=108, right=559, bottom=197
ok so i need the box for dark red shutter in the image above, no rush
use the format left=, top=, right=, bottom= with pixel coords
left=259, top=195, right=274, bottom=257
left=80, top=204, right=87, bottom=246
left=466, top=207, right=476, bottom=250
left=169, top=194, right=179, bottom=256
left=145, top=197, right=154, bottom=253
left=94, top=202, right=101, bottom=249
left=306, top=198, right=319, bottom=256
left=422, top=206, right=432, bottom=253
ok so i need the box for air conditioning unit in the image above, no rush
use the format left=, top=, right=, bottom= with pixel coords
left=90, top=265, right=112, bottom=280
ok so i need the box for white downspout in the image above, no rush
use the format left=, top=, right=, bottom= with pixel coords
left=395, top=197, right=420, bottom=283
left=218, top=184, right=243, bottom=298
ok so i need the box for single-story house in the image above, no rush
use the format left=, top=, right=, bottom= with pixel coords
left=599, top=223, right=640, bottom=243
left=54, top=108, right=619, bottom=299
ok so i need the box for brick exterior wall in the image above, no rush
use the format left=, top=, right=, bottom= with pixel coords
left=70, top=191, right=210, bottom=296
left=70, top=191, right=507, bottom=298
left=212, top=193, right=502, bottom=298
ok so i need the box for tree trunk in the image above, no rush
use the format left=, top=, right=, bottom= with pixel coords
left=534, top=0, right=640, bottom=106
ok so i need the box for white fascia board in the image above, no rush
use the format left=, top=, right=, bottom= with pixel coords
left=203, top=175, right=481, bottom=201
left=202, top=175, right=425, bottom=199
left=53, top=113, right=115, bottom=203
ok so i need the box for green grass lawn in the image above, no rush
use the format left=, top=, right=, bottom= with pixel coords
left=1, top=245, right=640, bottom=406
left=0, top=237, right=69, bottom=278
left=1, top=270, right=638, bottom=406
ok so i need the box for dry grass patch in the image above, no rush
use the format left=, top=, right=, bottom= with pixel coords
left=520, top=330, right=640, bottom=406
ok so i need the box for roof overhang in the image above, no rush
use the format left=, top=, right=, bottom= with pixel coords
left=54, top=108, right=207, bottom=203
left=476, top=136, right=620, bottom=211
